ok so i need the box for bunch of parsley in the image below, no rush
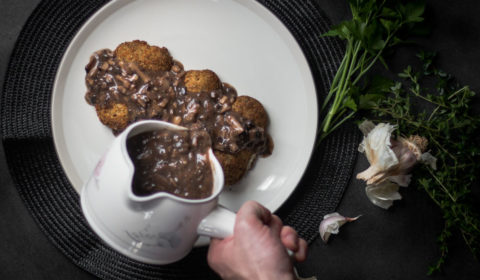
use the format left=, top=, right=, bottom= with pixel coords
left=319, top=0, right=426, bottom=141
left=364, top=52, right=480, bottom=274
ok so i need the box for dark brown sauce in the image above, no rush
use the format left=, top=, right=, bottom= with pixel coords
left=127, top=129, right=213, bottom=199
left=85, top=49, right=269, bottom=155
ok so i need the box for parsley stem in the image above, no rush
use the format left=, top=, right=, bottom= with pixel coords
left=352, top=34, right=394, bottom=86
left=322, top=53, right=348, bottom=111
left=322, top=40, right=361, bottom=135
left=331, top=111, right=356, bottom=132
left=332, top=108, right=347, bottom=125
left=318, top=111, right=356, bottom=143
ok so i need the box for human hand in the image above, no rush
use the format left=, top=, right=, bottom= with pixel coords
left=207, top=200, right=307, bottom=280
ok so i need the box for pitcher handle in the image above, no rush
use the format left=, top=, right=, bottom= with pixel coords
left=197, top=205, right=235, bottom=238
left=197, top=205, right=295, bottom=257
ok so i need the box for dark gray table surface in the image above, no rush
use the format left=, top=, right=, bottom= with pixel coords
left=1, top=0, right=479, bottom=279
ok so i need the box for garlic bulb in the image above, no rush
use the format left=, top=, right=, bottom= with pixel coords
left=319, top=212, right=360, bottom=242
left=356, top=120, right=437, bottom=209
left=357, top=120, right=436, bottom=186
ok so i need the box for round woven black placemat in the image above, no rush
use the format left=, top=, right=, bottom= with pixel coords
left=0, top=0, right=360, bottom=279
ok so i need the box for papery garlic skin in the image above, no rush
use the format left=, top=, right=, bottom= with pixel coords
left=374, top=137, right=418, bottom=184
left=356, top=120, right=437, bottom=209
left=358, top=119, right=376, bottom=135
left=388, top=174, right=412, bottom=187
left=357, top=122, right=400, bottom=185
left=319, top=212, right=360, bottom=242
left=357, top=121, right=432, bottom=186
left=365, top=181, right=402, bottom=209
left=420, top=152, right=437, bottom=170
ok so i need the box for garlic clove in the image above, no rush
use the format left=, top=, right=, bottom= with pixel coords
left=365, top=181, right=401, bottom=209
left=319, top=212, right=360, bottom=243
left=357, top=122, right=399, bottom=183
left=388, top=174, right=412, bottom=187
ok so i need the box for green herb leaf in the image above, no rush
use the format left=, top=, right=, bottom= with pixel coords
left=343, top=96, right=358, bottom=111
left=366, top=53, right=480, bottom=274
left=318, top=0, right=426, bottom=140
left=359, top=94, right=384, bottom=109
left=405, top=1, right=426, bottom=22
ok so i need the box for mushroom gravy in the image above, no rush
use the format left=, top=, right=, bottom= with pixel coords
left=85, top=49, right=269, bottom=156
left=127, top=129, right=213, bottom=199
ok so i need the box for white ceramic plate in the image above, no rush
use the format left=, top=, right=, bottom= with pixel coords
left=52, top=0, right=317, bottom=214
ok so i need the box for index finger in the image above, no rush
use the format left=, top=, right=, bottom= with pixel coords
left=236, top=200, right=272, bottom=226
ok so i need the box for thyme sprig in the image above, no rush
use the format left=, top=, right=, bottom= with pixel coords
left=364, top=51, right=480, bottom=274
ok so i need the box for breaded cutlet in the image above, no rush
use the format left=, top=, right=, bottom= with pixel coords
left=95, top=103, right=129, bottom=133
left=214, top=149, right=257, bottom=186
left=115, top=40, right=173, bottom=72
left=232, top=95, right=268, bottom=129
left=184, top=70, right=221, bottom=93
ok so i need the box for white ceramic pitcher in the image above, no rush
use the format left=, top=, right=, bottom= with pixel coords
left=80, top=120, right=236, bottom=264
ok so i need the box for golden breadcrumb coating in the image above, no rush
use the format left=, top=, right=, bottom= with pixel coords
left=214, top=149, right=256, bottom=186
left=232, top=95, right=268, bottom=128
left=115, top=40, right=173, bottom=72
left=95, top=103, right=129, bottom=133
left=184, top=70, right=221, bottom=93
